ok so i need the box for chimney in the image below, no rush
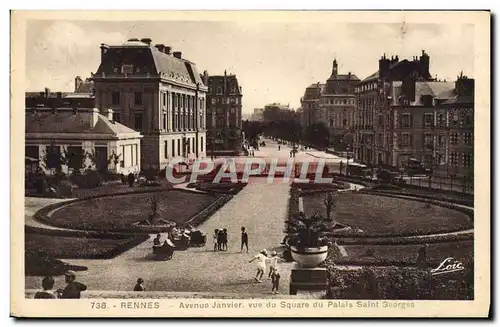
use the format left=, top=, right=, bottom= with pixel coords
left=99, top=43, right=109, bottom=62
left=140, top=38, right=152, bottom=46
left=155, top=44, right=165, bottom=52
left=90, top=108, right=100, bottom=128
left=173, top=51, right=182, bottom=59
left=348, top=72, right=351, bottom=80
left=203, top=70, right=209, bottom=85
left=74, top=76, right=83, bottom=92
left=107, top=108, right=114, bottom=121
left=164, top=46, right=172, bottom=55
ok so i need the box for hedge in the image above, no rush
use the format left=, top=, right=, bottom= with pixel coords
left=334, top=232, right=474, bottom=246
left=33, top=188, right=226, bottom=234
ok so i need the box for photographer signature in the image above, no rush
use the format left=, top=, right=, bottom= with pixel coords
left=430, top=257, right=465, bottom=276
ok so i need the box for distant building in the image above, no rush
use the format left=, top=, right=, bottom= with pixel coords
left=205, top=71, right=243, bottom=154
left=91, top=38, right=208, bottom=170
left=263, top=103, right=290, bottom=122
left=250, top=108, right=264, bottom=122
left=319, top=59, right=359, bottom=149
left=300, top=83, right=323, bottom=129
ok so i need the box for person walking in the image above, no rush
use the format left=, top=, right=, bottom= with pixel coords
left=240, top=227, right=249, bottom=252
left=217, top=229, right=224, bottom=251
left=134, top=278, right=145, bottom=291
left=34, top=276, right=57, bottom=299
left=58, top=270, right=87, bottom=299
left=249, top=249, right=268, bottom=282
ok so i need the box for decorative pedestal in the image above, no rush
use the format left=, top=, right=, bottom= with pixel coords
left=289, top=263, right=328, bottom=295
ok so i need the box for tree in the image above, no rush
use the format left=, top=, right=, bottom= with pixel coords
left=147, top=193, right=161, bottom=225
left=323, top=191, right=336, bottom=221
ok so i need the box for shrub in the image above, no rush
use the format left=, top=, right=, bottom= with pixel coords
left=56, top=180, right=74, bottom=198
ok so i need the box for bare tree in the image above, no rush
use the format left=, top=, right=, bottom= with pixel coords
left=148, top=193, right=161, bottom=225
left=323, top=191, right=336, bottom=221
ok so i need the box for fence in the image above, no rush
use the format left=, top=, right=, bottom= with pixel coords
left=403, top=175, right=474, bottom=195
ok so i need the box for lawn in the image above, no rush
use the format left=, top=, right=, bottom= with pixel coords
left=25, top=233, right=146, bottom=259
left=337, top=240, right=473, bottom=266
left=49, top=190, right=221, bottom=232
left=303, top=192, right=472, bottom=236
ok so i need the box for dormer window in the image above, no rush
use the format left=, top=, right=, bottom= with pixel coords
left=121, top=64, right=134, bottom=74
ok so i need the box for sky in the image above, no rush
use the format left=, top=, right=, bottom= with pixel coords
left=25, top=20, right=474, bottom=113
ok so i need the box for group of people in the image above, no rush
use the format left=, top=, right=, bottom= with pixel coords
left=249, top=249, right=281, bottom=294
left=213, top=228, right=229, bottom=251
left=34, top=270, right=87, bottom=299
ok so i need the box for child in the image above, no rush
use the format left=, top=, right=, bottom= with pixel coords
left=213, top=229, right=219, bottom=252
left=249, top=249, right=267, bottom=282
left=222, top=228, right=228, bottom=251
left=240, top=227, right=249, bottom=253
left=34, top=276, right=57, bottom=299
left=271, top=267, right=281, bottom=294
left=134, top=278, right=145, bottom=291
left=217, top=229, right=224, bottom=251
left=268, top=251, right=279, bottom=280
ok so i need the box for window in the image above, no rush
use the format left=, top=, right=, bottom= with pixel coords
left=437, top=113, right=445, bottom=127
left=164, top=141, right=168, bottom=158
left=463, top=153, right=473, bottom=168
left=329, top=119, right=333, bottom=127
left=172, top=140, right=175, bottom=157
left=134, top=92, right=143, bottom=105
left=94, top=146, right=108, bottom=171
left=402, top=133, right=411, bottom=147
left=451, top=133, right=459, bottom=145
left=113, top=67, right=119, bottom=73
left=134, top=114, right=143, bottom=131
left=162, top=92, right=166, bottom=106
left=465, top=114, right=473, bottom=126
left=211, top=98, right=216, bottom=105
left=423, top=155, right=433, bottom=166
left=424, top=133, right=433, bottom=148
left=113, top=112, right=121, bottom=122
left=437, top=135, right=445, bottom=146
left=450, top=152, right=459, bottom=166
left=177, top=139, right=181, bottom=156
left=163, top=113, right=167, bottom=130
left=217, top=87, right=222, bottom=94
left=424, top=113, right=433, bottom=128
left=463, top=133, right=473, bottom=145
left=231, top=86, right=236, bottom=94
left=343, top=119, right=347, bottom=127
left=111, top=91, right=120, bottom=105
left=401, top=113, right=411, bottom=128
left=452, top=112, right=459, bottom=127
left=121, top=64, right=134, bottom=74
left=135, top=67, right=141, bottom=73
left=201, top=136, right=204, bottom=152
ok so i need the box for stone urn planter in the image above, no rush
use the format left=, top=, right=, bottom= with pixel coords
left=290, top=245, right=329, bottom=268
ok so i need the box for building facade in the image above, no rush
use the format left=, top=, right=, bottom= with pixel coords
left=205, top=71, right=243, bottom=154
left=91, top=38, right=207, bottom=171
left=250, top=108, right=264, bottom=122
left=354, top=51, right=434, bottom=166
left=300, top=83, right=323, bottom=130
left=319, top=60, right=359, bottom=149
left=25, top=106, right=142, bottom=175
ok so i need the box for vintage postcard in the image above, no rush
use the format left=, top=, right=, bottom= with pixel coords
left=11, top=10, right=490, bottom=318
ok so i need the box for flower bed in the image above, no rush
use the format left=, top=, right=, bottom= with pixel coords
left=25, top=232, right=149, bottom=260
left=325, top=266, right=473, bottom=300
left=42, top=189, right=223, bottom=233
left=333, top=240, right=473, bottom=266
left=333, top=232, right=474, bottom=246
left=302, top=192, right=472, bottom=237
left=194, top=182, right=248, bottom=195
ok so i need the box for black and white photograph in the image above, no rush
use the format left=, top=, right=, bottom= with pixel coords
left=10, top=10, right=490, bottom=318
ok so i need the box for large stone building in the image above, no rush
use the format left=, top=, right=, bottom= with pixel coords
left=388, top=73, right=474, bottom=181
left=354, top=51, right=434, bottom=165
left=250, top=108, right=264, bottom=122
left=91, top=38, right=208, bottom=170
left=319, top=60, right=359, bottom=149
left=205, top=71, right=243, bottom=154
